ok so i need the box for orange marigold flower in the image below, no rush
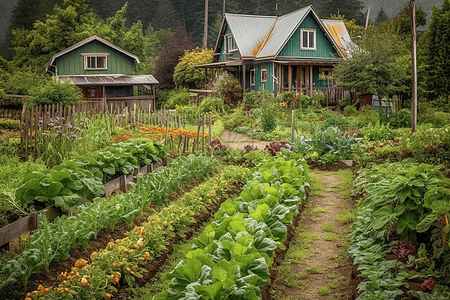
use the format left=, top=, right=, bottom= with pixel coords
left=106, top=242, right=115, bottom=250
left=169, top=221, right=174, bottom=225
left=122, top=237, right=130, bottom=242
left=153, top=216, right=160, bottom=222
left=104, top=293, right=112, bottom=299
left=62, top=280, right=67, bottom=285
left=111, top=272, right=121, bottom=284
left=210, top=191, right=216, bottom=197
left=90, top=252, right=98, bottom=260
left=81, top=277, right=89, bottom=287
left=75, top=258, right=88, bottom=268
left=143, top=252, right=150, bottom=260
left=126, top=267, right=133, bottom=273
left=64, top=288, right=70, bottom=293
left=163, top=221, right=168, bottom=227
left=25, top=298, right=32, bottom=300
left=31, top=291, right=38, bottom=295
left=125, top=249, right=135, bottom=254
left=115, top=239, right=121, bottom=243
left=60, top=272, right=68, bottom=280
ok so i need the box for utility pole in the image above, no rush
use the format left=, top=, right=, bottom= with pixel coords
left=223, top=0, right=226, bottom=15
left=411, top=0, right=417, bottom=132
left=203, top=0, right=209, bottom=49
left=365, top=7, right=371, bottom=34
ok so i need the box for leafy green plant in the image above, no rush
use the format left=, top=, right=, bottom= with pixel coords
left=214, top=74, right=243, bottom=106
left=28, top=78, right=83, bottom=107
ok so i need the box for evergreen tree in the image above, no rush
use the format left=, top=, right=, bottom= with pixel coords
left=208, top=12, right=223, bottom=49
left=155, top=26, right=196, bottom=89
left=391, top=5, right=427, bottom=36
left=375, top=8, right=389, bottom=24
left=152, top=0, right=181, bottom=31
left=425, top=0, right=450, bottom=111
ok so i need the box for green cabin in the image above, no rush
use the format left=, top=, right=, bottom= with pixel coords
left=200, top=6, right=355, bottom=106
left=46, top=35, right=158, bottom=108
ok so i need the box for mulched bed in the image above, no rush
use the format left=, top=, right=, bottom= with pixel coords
left=0, top=177, right=243, bottom=300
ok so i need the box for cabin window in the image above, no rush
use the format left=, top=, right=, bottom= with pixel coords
left=261, top=69, right=267, bottom=83
left=226, top=34, right=237, bottom=53
left=83, top=54, right=108, bottom=70
left=250, top=69, right=256, bottom=86
left=300, top=29, right=316, bottom=51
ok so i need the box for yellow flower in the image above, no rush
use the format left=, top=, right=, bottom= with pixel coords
left=64, top=288, right=70, bottom=293
left=90, top=252, right=98, bottom=260
left=104, top=293, right=112, bottom=299
left=143, top=252, right=150, bottom=260
left=153, top=216, right=160, bottom=222
left=106, top=242, right=115, bottom=250
left=60, top=272, right=68, bottom=281
left=210, top=191, right=216, bottom=197
left=169, top=221, right=174, bottom=225
left=163, top=221, right=168, bottom=227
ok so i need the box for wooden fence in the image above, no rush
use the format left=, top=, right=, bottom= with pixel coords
left=0, top=160, right=166, bottom=251
left=0, top=95, right=29, bottom=119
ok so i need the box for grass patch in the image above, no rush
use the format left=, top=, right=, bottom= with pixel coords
left=309, top=171, right=325, bottom=196
left=320, top=223, right=336, bottom=232
left=305, top=265, right=322, bottom=274
left=335, top=209, right=356, bottom=224
left=313, top=207, right=329, bottom=213
left=323, top=233, right=339, bottom=241
left=318, top=285, right=331, bottom=296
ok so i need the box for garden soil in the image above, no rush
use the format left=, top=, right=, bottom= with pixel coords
left=267, top=172, right=359, bottom=300
left=221, top=130, right=272, bottom=151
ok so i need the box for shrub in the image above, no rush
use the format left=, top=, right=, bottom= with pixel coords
left=312, top=91, right=326, bottom=107
left=28, top=78, right=83, bottom=107
left=0, top=119, right=20, bottom=129
left=222, top=108, right=251, bottom=130
left=173, top=48, right=213, bottom=89
left=299, top=95, right=312, bottom=109
left=260, top=100, right=278, bottom=132
left=166, top=88, right=190, bottom=108
left=243, top=90, right=260, bottom=106
left=199, top=97, right=224, bottom=114
left=0, top=89, right=6, bottom=101
left=389, top=108, right=411, bottom=128
left=338, top=95, right=351, bottom=110
left=343, top=105, right=358, bottom=116
left=276, top=91, right=295, bottom=108
left=419, top=110, right=450, bottom=127
left=214, top=74, right=243, bottom=106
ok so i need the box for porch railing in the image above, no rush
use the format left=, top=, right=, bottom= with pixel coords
left=279, top=87, right=349, bottom=106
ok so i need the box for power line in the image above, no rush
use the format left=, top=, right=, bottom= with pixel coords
left=386, top=1, right=411, bottom=18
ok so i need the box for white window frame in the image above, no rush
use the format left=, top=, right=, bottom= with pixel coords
left=261, top=69, right=267, bottom=83
left=300, top=29, right=316, bottom=51
left=250, top=69, right=256, bottom=86
left=226, top=34, right=238, bottom=53
left=82, top=53, right=109, bottom=70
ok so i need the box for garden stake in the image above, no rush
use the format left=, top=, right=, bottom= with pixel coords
left=209, top=113, right=212, bottom=145
left=202, top=114, right=205, bottom=152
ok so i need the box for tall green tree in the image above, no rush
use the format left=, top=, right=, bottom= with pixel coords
left=424, top=0, right=450, bottom=111
left=333, top=23, right=411, bottom=106
left=375, top=8, right=389, bottom=24
left=152, top=0, right=181, bottom=31
left=391, top=5, right=427, bottom=36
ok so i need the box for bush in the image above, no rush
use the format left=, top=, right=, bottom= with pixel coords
left=243, top=90, right=260, bottom=106
left=276, top=91, right=295, bottom=108
left=199, top=97, right=224, bottom=114
left=0, top=89, right=6, bottom=101
left=173, top=48, right=213, bottom=89
left=343, top=105, right=358, bottom=116
left=338, top=95, right=351, bottom=110
left=222, top=108, right=251, bottom=130
left=389, top=108, right=411, bottom=128
left=312, top=91, right=326, bottom=107
left=214, top=74, right=243, bottom=106
left=166, top=88, right=190, bottom=108
left=28, top=78, right=83, bottom=107
left=0, top=119, right=20, bottom=129
left=260, top=100, right=278, bottom=132
left=419, top=110, right=450, bottom=127
left=299, top=95, right=312, bottom=109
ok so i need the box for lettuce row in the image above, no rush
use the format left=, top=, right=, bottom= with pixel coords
left=15, top=138, right=166, bottom=211
left=0, top=154, right=216, bottom=290
left=155, top=150, right=310, bottom=300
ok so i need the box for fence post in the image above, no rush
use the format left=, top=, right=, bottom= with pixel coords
left=291, top=109, right=295, bottom=144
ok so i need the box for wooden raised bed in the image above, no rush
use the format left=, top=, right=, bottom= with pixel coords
left=0, top=160, right=166, bottom=249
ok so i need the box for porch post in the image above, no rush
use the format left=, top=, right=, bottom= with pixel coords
left=309, top=65, right=313, bottom=97
left=242, top=64, right=246, bottom=94
left=288, top=65, right=292, bottom=92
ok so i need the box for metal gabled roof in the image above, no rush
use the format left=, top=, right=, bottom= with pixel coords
left=321, top=19, right=358, bottom=58
left=46, top=35, right=140, bottom=72
left=224, top=13, right=277, bottom=57
left=58, top=74, right=158, bottom=86
left=256, top=6, right=311, bottom=58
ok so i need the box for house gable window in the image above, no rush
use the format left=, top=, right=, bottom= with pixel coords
left=82, top=53, right=108, bottom=70
left=261, top=69, right=267, bottom=83
left=250, top=69, right=256, bottom=86
left=300, top=29, right=316, bottom=51
left=226, top=34, right=238, bottom=53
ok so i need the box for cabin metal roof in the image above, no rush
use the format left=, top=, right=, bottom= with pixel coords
left=321, top=19, right=358, bottom=58
left=224, top=13, right=277, bottom=57
left=46, top=35, right=140, bottom=72
left=58, top=74, right=158, bottom=86
left=256, top=6, right=310, bottom=58
left=215, top=6, right=346, bottom=61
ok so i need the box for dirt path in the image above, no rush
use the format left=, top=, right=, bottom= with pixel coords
left=271, top=171, right=357, bottom=300
left=220, top=130, right=272, bottom=151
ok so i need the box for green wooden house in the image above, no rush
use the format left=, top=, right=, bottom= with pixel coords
left=199, top=6, right=355, bottom=106
left=46, top=35, right=158, bottom=110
